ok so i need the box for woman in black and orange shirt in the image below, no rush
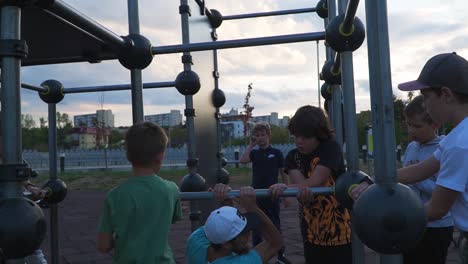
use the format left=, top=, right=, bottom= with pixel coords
left=270, top=105, right=352, bottom=264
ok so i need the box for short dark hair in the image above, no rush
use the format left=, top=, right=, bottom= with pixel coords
left=288, top=105, right=333, bottom=140
left=423, top=87, right=468, bottom=104
left=252, top=122, right=271, bottom=135
left=125, top=121, right=168, bottom=167
left=404, top=95, right=433, bottom=124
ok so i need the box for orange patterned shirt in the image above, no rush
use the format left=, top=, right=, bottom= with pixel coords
left=285, top=140, right=351, bottom=246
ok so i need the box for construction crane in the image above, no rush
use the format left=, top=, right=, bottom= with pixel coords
left=242, top=83, right=254, bottom=137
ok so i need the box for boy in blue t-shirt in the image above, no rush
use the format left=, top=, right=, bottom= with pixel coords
left=402, top=95, right=453, bottom=264
left=239, top=123, right=291, bottom=264
left=97, top=122, right=182, bottom=264
left=186, top=184, right=283, bottom=264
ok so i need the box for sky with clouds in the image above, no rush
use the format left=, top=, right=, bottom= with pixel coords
left=18, top=0, right=468, bottom=126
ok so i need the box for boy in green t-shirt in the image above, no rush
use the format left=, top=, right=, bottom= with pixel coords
left=97, top=122, right=182, bottom=264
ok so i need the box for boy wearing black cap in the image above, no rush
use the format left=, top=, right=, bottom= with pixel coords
left=186, top=185, right=283, bottom=264
left=397, top=52, right=468, bottom=263
left=354, top=52, right=468, bottom=263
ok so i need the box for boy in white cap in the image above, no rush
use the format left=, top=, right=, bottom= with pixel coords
left=186, top=185, right=283, bottom=263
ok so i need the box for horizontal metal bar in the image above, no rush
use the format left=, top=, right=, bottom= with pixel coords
left=47, top=0, right=128, bottom=49
left=179, top=186, right=334, bottom=201
left=342, top=0, right=360, bottom=34
left=153, top=32, right=326, bottom=55
left=22, top=54, right=119, bottom=67
left=223, top=7, right=317, bottom=20
left=64, top=81, right=175, bottom=94
left=21, top=82, right=47, bottom=93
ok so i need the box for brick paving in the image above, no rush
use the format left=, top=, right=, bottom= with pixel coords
left=38, top=190, right=463, bottom=264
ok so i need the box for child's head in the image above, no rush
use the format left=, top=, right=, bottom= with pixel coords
left=125, top=121, right=168, bottom=169
left=404, top=95, right=438, bottom=143
left=251, top=122, right=271, bottom=148
left=398, top=52, right=468, bottom=125
left=288, top=105, right=333, bottom=154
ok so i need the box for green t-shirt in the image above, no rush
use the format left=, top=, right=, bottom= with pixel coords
left=98, top=175, right=182, bottom=264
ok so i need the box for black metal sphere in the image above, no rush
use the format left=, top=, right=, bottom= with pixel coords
left=321, top=60, right=341, bottom=85
left=217, top=168, right=230, bottom=184
left=180, top=172, right=207, bottom=192
left=208, top=9, right=223, bottom=28
left=43, top=179, right=68, bottom=204
left=39, top=79, right=64, bottom=104
left=335, top=171, right=370, bottom=209
left=353, top=183, right=427, bottom=254
left=315, top=0, right=328, bottom=19
left=212, top=89, right=226, bottom=108
left=321, top=83, right=332, bottom=100
left=326, top=14, right=366, bottom=52
left=118, top=34, right=153, bottom=69
left=0, top=198, right=46, bottom=259
left=175, top=70, right=201, bottom=96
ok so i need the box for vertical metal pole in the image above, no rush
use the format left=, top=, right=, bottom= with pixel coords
left=316, top=40, right=321, bottom=108
left=0, top=6, right=23, bottom=198
left=337, top=1, right=365, bottom=263
left=329, top=0, right=343, bottom=146
left=323, top=17, right=335, bottom=125
left=1, top=6, right=30, bottom=264
left=180, top=0, right=201, bottom=231
left=128, top=0, right=144, bottom=122
left=213, top=42, right=224, bottom=177
left=48, top=104, right=60, bottom=264
left=364, top=0, right=400, bottom=263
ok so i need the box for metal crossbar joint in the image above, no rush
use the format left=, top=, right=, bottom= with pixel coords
left=0, top=39, right=28, bottom=58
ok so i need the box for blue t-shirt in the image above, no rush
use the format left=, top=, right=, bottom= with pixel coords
left=403, top=136, right=453, bottom=228
left=186, top=227, right=262, bottom=264
left=249, top=146, right=284, bottom=189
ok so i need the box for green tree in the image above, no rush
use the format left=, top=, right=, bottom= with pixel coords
left=21, top=114, right=36, bottom=129
left=39, top=117, right=47, bottom=128
left=270, top=125, right=290, bottom=144
left=109, top=130, right=125, bottom=148
left=56, top=112, right=73, bottom=149
left=167, top=125, right=187, bottom=148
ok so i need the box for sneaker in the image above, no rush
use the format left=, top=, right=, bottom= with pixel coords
left=276, top=255, right=293, bottom=264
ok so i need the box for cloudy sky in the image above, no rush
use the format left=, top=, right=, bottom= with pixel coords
left=19, top=0, right=468, bottom=126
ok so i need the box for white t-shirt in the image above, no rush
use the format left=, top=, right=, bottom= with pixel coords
left=434, top=117, right=468, bottom=232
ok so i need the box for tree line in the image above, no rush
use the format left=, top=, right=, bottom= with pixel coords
left=21, top=94, right=434, bottom=151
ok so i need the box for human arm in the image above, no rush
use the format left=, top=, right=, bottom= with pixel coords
left=397, top=156, right=439, bottom=184
left=239, top=187, right=282, bottom=263
left=425, top=185, right=459, bottom=221
left=425, top=146, right=468, bottom=220
left=171, top=183, right=182, bottom=223
left=23, top=181, right=46, bottom=201
left=97, top=198, right=114, bottom=253
left=97, top=233, right=113, bottom=253
left=412, top=179, right=437, bottom=196
left=239, top=137, right=256, bottom=164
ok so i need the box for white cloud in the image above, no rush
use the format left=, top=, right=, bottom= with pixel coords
left=14, top=0, right=468, bottom=127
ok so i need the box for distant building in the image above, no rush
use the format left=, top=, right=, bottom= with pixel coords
left=279, top=116, right=290, bottom=128
left=96, top=110, right=115, bottom=127
left=220, top=121, right=245, bottom=140
left=145, top=110, right=182, bottom=127
left=74, top=114, right=96, bottom=128
left=74, top=109, right=114, bottom=128
left=70, top=127, right=110, bottom=149
left=252, top=112, right=279, bottom=126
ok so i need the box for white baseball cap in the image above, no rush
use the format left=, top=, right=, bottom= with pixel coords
left=204, top=206, right=259, bottom=244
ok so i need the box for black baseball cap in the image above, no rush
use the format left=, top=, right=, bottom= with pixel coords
left=398, top=52, right=468, bottom=95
